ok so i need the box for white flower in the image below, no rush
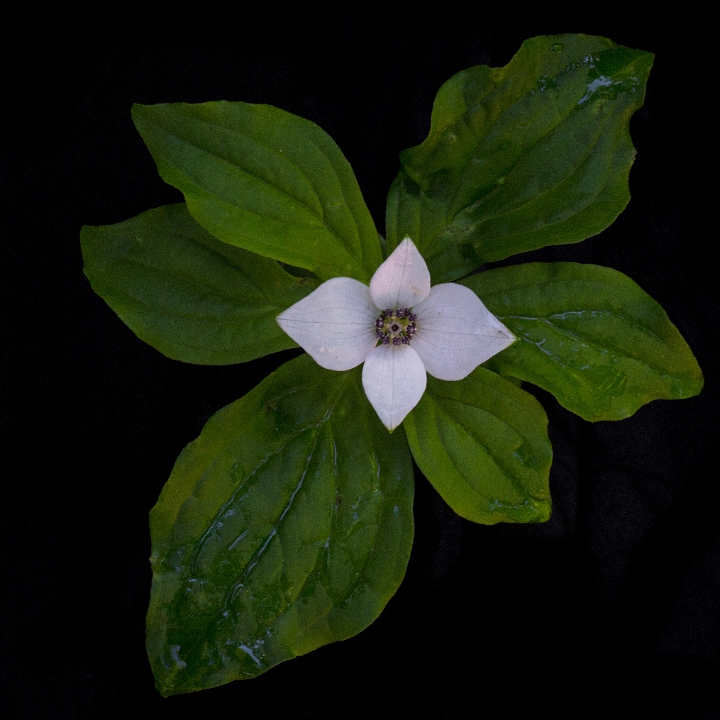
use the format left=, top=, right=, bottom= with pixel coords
left=276, top=238, right=516, bottom=431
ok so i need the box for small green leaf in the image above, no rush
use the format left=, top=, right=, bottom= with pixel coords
left=132, top=102, right=382, bottom=282
left=81, top=203, right=319, bottom=365
left=387, top=34, right=654, bottom=281
left=465, top=262, right=704, bottom=421
left=404, top=368, right=551, bottom=524
left=147, top=354, right=414, bottom=695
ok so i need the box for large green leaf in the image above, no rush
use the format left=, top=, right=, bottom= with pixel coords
left=147, top=354, right=414, bottom=695
left=132, top=102, right=382, bottom=282
left=81, top=203, right=319, bottom=365
left=465, top=263, right=704, bottom=421
left=387, top=34, right=654, bottom=282
left=404, top=368, right=551, bottom=524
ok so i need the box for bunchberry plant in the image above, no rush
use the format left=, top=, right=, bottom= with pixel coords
left=81, top=34, right=702, bottom=696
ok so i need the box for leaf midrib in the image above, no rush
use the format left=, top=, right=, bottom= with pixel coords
left=430, top=394, right=541, bottom=505
left=499, top=314, right=677, bottom=376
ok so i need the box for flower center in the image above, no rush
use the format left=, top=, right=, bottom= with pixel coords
left=375, top=308, right=417, bottom=346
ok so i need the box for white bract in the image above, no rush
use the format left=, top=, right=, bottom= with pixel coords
left=276, top=238, right=516, bottom=431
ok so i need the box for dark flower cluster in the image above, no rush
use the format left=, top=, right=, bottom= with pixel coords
left=375, top=308, right=418, bottom=346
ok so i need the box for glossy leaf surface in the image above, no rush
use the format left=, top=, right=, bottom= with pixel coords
left=81, top=204, right=319, bottom=365
left=404, top=367, right=551, bottom=524
left=147, top=355, right=414, bottom=695
left=465, top=263, right=704, bottom=421
left=387, top=34, right=654, bottom=282
left=132, top=102, right=382, bottom=282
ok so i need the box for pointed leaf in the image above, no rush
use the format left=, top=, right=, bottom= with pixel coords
left=81, top=204, right=319, bottom=364
left=387, top=34, right=654, bottom=281
left=404, top=368, right=552, bottom=524
left=132, top=102, right=382, bottom=282
left=147, top=354, right=414, bottom=695
left=464, top=262, right=704, bottom=421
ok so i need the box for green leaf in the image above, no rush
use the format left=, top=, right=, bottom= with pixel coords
left=387, top=34, right=654, bottom=282
left=132, top=102, right=382, bottom=282
left=404, top=368, right=551, bottom=524
left=465, top=263, right=704, bottom=421
left=147, top=354, right=414, bottom=695
left=81, top=204, right=319, bottom=365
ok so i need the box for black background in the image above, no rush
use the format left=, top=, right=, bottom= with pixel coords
left=2, top=14, right=718, bottom=720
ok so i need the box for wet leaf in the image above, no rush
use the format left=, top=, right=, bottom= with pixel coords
left=387, top=34, right=654, bottom=281
left=147, top=355, right=414, bottom=695
left=465, top=262, right=703, bottom=421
